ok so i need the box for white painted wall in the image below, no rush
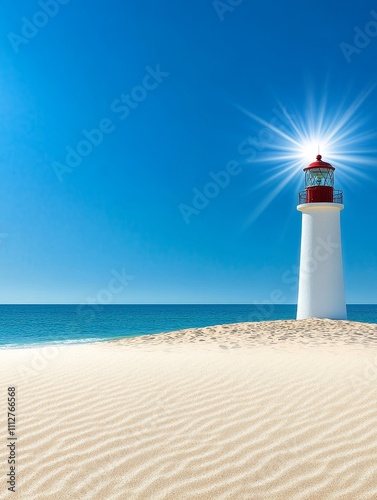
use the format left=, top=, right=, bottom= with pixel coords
left=297, top=203, right=347, bottom=320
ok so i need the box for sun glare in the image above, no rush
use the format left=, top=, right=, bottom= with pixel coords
left=299, top=141, right=324, bottom=163
left=239, top=87, right=377, bottom=226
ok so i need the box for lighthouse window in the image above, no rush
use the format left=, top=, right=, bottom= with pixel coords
left=305, top=168, right=334, bottom=187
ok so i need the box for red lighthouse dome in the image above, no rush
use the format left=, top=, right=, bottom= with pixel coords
left=298, top=154, right=343, bottom=204
left=305, top=154, right=335, bottom=171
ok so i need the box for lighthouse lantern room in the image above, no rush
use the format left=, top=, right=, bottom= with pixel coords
left=296, top=155, right=347, bottom=320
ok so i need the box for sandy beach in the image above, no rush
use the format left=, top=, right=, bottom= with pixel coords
left=1, top=319, right=377, bottom=499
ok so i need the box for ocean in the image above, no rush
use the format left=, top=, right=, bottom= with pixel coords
left=0, top=304, right=376, bottom=349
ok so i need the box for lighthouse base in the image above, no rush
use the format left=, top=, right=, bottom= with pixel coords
left=296, top=203, right=347, bottom=320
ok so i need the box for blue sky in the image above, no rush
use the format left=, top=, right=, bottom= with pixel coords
left=0, top=0, right=376, bottom=304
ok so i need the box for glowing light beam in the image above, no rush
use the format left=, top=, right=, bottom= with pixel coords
left=240, top=87, right=377, bottom=227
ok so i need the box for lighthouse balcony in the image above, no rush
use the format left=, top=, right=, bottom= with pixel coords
left=298, top=189, right=343, bottom=205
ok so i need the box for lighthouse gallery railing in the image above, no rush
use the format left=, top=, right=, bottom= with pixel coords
left=298, top=190, right=343, bottom=205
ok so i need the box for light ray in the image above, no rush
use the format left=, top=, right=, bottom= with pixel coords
left=240, top=87, right=377, bottom=227
left=243, top=166, right=299, bottom=228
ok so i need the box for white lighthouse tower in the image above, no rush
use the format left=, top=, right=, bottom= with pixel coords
left=297, top=154, right=347, bottom=320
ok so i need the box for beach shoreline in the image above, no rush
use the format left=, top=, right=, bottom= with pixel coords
left=2, top=317, right=377, bottom=351
left=1, top=319, right=377, bottom=499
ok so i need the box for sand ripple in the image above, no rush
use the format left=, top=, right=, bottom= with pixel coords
left=0, top=319, right=377, bottom=499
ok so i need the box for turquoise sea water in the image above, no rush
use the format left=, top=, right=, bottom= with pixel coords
left=0, top=304, right=376, bottom=348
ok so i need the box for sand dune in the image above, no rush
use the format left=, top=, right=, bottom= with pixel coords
left=1, top=319, right=377, bottom=499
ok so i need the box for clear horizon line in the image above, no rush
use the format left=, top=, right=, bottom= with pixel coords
left=0, top=303, right=376, bottom=306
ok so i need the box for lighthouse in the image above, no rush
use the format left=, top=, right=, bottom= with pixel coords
left=296, top=154, right=347, bottom=320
